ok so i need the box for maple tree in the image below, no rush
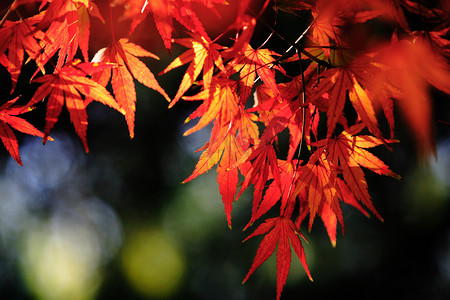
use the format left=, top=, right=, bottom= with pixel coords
left=0, top=0, right=449, bottom=299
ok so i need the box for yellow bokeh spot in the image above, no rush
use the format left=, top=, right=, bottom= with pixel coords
left=121, top=227, right=185, bottom=298
left=19, top=224, right=102, bottom=300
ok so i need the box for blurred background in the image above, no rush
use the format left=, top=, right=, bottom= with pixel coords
left=0, top=1, right=449, bottom=299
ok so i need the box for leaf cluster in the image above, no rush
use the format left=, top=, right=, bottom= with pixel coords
left=0, top=0, right=449, bottom=299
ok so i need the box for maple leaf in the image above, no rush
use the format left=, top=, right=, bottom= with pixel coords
left=236, top=142, right=282, bottom=221
left=35, top=0, right=103, bottom=70
left=295, top=176, right=369, bottom=246
left=309, top=52, right=385, bottom=139
left=181, top=79, right=238, bottom=136
left=119, top=0, right=223, bottom=50
left=217, top=134, right=247, bottom=228
left=148, top=0, right=178, bottom=50
left=252, top=71, right=319, bottom=161
left=183, top=129, right=250, bottom=228
left=298, top=1, right=381, bottom=57
left=243, top=216, right=312, bottom=300
left=378, top=38, right=450, bottom=158
left=160, top=33, right=225, bottom=108
left=312, top=123, right=400, bottom=220
left=181, top=82, right=253, bottom=227
left=293, top=150, right=344, bottom=230
left=0, top=13, right=44, bottom=91
left=227, top=44, right=281, bottom=104
left=28, top=61, right=122, bottom=152
left=76, top=1, right=104, bottom=62
left=245, top=159, right=300, bottom=229
left=0, top=97, right=45, bottom=165
left=37, top=0, right=78, bottom=67
left=91, top=38, right=170, bottom=138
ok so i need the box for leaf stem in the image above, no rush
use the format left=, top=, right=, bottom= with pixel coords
left=249, top=9, right=331, bottom=69
left=283, top=49, right=307, bottom=216
left=0, top=5, right=12, bottom=27
left=258, top=31, right=274, bottom=49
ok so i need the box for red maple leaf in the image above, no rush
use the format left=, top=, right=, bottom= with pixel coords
left=378, top=38, right=450, bottom=158
left=312, top=123, right=400, bottom=220
left=243, top=216, right=312, bottom=300
left=91, top=38, right=170, bottom=138
left=0, top=13, right=44, bottom=91
left=295, top=176, right=370, bottom=246
left=309, top=52, right=385, bottom=139
left=227, top=44, right=282, bottom=104
left=293, top=150, right=344, bottom=230
left=28, top=60, right=122, bottom=152
left=0, top=97, right=45, bottom=165
left=236, top=141, right=282, bottom=221
left=181, top=81, right=253, bottom=227
left=252, top=73, right=320, bottom=161
left=117, top=0, right=225, bottom=50
left=245, top=159, right=300, bottom=229
left=36, top=0, right=103, bottom=69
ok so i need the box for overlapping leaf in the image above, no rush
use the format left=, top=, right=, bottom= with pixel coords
left=0, top=13, right=43, bottom=91
left=118, top=0, right=225, bottom=50
left=36, top=0, right=103, bottom=69
left=312, top=123, right=400, bottom=220
left=309, top=53, right=384, bottom=139
left=227, top=44, right=281, bottom=104
left=160, top=33, right=225, bottom=108
left=293, top=150, right=344, bottom=230
left=181, top=82, right=252, bottom=227
left=28, top=61, right=122, bottom=152
left=245, top=159, right=299, bottom=229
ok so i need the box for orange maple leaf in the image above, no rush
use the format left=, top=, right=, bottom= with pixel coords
left=183, top=130, right=250, bottom=228
left=181, top=79, right=238, bottom=136
left=293, top=0, right=382, bottom=57
left=91, top=38, right=170, bottom=138
left=217, top=134, right=247, bottom=227
left=312, top=123, right=400, bottom=220
left=37, top=0, right=103, bottom=69
left=160, top=33, right=225, bottom=108
left=28, top=61, right=122, bottom=152
left=181, top=82, right=253, bottom=227
left=294, top=150, right=343, bottom=230
left=309, top=52, right=385, bottom=139
left=227, top=44, right=281, bottom=104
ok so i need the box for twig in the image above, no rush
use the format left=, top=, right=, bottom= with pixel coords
left=0, top=5, right=12, bottom=27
